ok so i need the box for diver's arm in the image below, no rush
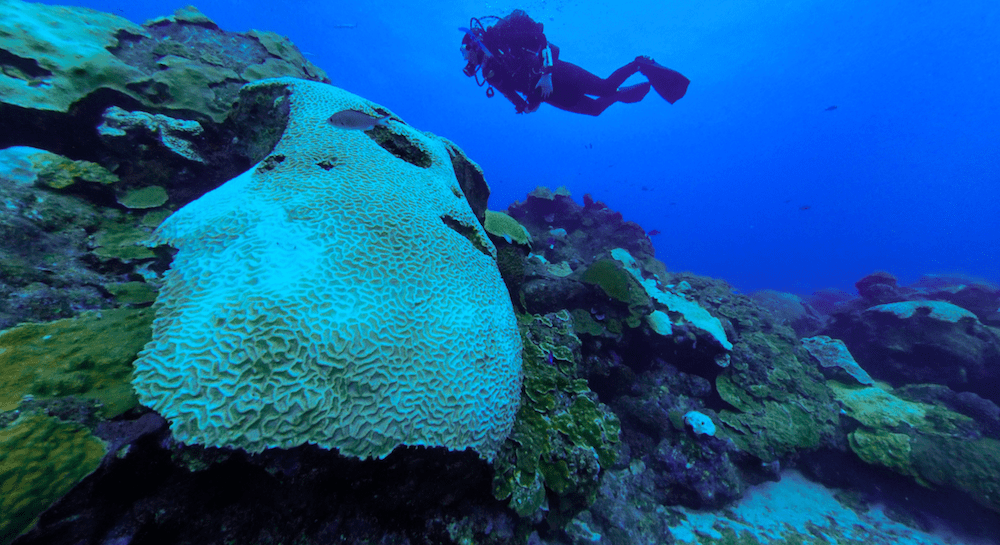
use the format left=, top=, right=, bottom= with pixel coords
left=506, top=90, right=532, bottom=113
left=493, top=79, right=531, bottom=113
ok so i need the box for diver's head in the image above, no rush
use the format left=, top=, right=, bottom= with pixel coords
left=462, top=53, right=483, bottom=77
left=460, top=28, right=490, bottom=77
left=460, top=36, right=482, bottom=76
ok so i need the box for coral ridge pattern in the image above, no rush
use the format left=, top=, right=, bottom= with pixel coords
left=131, top=78, right=523, bottom=460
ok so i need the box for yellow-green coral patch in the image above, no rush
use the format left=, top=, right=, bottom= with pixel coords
left=848, top=428, right=921, bottom=483
left=92, top=224, right=157, bottom=260
left=104, top=281, right=158, bottom=304
left=117, top=186, right=169, bottom=209
left=0, top=413, right=107, bottom=544
left=27, top=151, right=119, bottom=189
left=827, top=380, right=928, bottom=428
left=0, top=308, right=153, bottom=416
left=484, top=210, right=532, bottom=247
left=582, top=259, right=639, bottom=304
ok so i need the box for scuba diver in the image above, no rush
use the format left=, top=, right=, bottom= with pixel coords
left=460, top=10, right=690, bottom=116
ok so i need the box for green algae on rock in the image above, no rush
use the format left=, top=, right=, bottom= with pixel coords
left=0, top=0, right=150, bottom=113
left=0, top=147, right=159, bottom=328
left=98, top=107, right=206, bottom=164
left=582, top=258, right=643, bottom=305
left=92, top=222, right=157, bottom=261
left=103, top=281, right=158, bottom=305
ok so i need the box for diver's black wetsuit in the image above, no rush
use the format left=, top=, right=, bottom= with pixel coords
left=477, top=10, right=652, bottom=116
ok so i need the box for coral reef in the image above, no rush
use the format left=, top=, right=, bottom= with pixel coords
left=2, top=2, right=1000, bottom=543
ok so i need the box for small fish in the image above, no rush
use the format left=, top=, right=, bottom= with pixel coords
left=824, top=105, right=838, bottom=111
left=328, top=109, right=390, bottom=130
left=546, top=351, right=554, bottom=365
left=648, top=229, right=661, bottom=236
left=799, top=205, right=811, bottom=211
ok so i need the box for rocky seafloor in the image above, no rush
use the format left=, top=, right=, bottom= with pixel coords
left=2, top=1, right=1000, bottom=544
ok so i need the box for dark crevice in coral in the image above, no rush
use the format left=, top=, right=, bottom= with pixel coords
left=15, top=426, right=508, bottom=545
left=223, top=84, right=290, bottom=166
left=0, top=48, right=52, bottom=80
left=106, top=29, right=149, bottom=53
left=445, top=145, right=489, bottom=224
left=316, top=158, right=342, bottom=171
left=123, top=80, right=171, bottom=106
left=257, top=154, right=286, bottom=173
left=53, top=182, right=120, bottom=211
left=441, top=215, right=492, bottom=258
left=0, top=87, right=140, bottom=161
left=369, top=128, right=432, bottom=168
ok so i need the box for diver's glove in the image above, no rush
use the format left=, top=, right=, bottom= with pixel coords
left=536, top=73, right=553, bottom=98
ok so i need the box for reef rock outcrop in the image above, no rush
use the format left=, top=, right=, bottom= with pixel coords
left=828, top=300, right=1000, bottom=402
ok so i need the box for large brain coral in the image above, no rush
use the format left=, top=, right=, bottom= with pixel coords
left=133, top=78, right=522, bottom=460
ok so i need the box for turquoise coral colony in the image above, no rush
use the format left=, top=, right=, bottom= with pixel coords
left=1, top=1, right=1000, bottom=545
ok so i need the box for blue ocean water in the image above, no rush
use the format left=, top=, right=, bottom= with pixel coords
left=48, top=0, right=1000, bottom=295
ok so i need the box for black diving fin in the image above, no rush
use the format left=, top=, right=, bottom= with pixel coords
left=637, top=58, right=690, bottom=104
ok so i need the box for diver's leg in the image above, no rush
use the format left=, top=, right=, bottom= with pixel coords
left=615, top=82, right=651, bottom=103
left=553, top=59, right=643, bottom=98
left=545, top=95, right=607, bottom=116
left=546, top=82, right=650, bottom=116
left=601, top=58, right=643, bottom=90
